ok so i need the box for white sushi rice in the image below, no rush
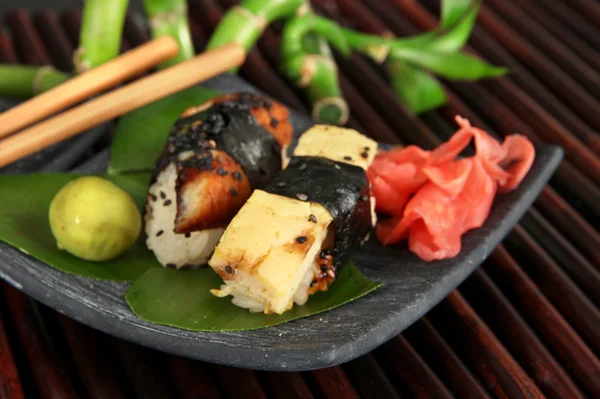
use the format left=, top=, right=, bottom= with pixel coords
left=145, top=162, right=224, bottom=269
left=214, top=254, right=319, bottom=314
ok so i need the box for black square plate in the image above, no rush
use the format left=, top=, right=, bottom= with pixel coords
left=0, top=73, right=563, bottom=371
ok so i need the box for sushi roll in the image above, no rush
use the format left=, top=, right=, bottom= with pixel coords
left=208, top=126, right=378, bottom=314
left=145, top=93, right=292, bottom=269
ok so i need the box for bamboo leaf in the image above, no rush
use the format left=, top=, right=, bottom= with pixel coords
left=126, top=261, right=381, bottom=331
left=108, top=86, right=219, bottom=174
left=390, top=48, right=508, bottom=80
left=381, top=0, right=479, bottom=53
left=0, top=172, right=159, bottom=281
left=388, top=60, right=447, bottom=114
left=426, top=0, right=480, bottom=52
left=442, top=0, right=476, bottom=26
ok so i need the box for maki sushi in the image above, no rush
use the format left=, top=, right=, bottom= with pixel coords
left=208, top=125, right=378, bottom=314
left=145, top=93, right=292, bottom=269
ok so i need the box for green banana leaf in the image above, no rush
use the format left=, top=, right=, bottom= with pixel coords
left=0, top=171, right=381, bottom=330
left=126, top=261, right=381, bottom=331
left=0, top=172, right=159, bottom=281
left=108, top=85, right=220, bottom=174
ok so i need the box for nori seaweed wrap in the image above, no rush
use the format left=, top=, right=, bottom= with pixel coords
left=209, top=125, right=378, bottom=314
left=265, top=156, right=373, bottom=273
left=145, top=93, right=292, bottom=269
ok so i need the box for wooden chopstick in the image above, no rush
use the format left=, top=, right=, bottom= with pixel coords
left=0, top=36, right=180, bottom=139
left=0, top=43, right=246, bottom=169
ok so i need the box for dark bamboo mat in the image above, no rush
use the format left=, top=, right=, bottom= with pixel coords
left=1, top=1, right=600, bottom=398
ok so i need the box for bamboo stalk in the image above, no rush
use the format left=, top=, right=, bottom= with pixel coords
left=143, top=0, right=195, bottom=67
left=280, top=14, right=350, bottom=124
left=298, top=4, right=348, bottom=125
left=301, top=33, right=347, bottom=124
left=0, top=43, right=245, bottom=169
left=75, top=0, right=129, bottom=73
left=214, top=0, right=348, bottom=124
left=194, top=0, right=309, bottom=111
left=0, top=36, right=179, bottom=139
left=206, top=0, right=305, bottom=69
left=0, top=65, right=69, bottom=98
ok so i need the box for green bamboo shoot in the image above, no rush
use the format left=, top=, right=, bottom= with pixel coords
left=206, top=0, right=304, bottom=72
left=0, top=65, right=70, bottom=99
left=281, top=14, right=350, bottom=124
left=143, top=0, right=194, bottom=68
left=75, top=0, right=129, bottom=73
left=297, top=4, right=347, bottom=125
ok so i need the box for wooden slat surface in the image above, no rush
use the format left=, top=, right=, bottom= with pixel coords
left=1, top=1, right=600, bottom=397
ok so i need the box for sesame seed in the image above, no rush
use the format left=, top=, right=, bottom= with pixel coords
left=308, top=214, right=317, bottom=223
left=233, top=171, right=242, bottom=180
left=334, top=164, right=341, bottom=170
left=360, top=195, right=369, bottom=202
left=343, top=155, right=352, bottom=161
left=296, top=193, right=308, bottom=201
left=361, top=152, right=369, bottom=158
left=320, top=264, right=328, bottom=273
left=150, top=194, right=157, bottom=201
left=156, top=230, right=164, bottom=237
left=270, top=118, right=279, bottom=127
left=277, top=181, right=287, bottom=187
left=299, top=163, right=307, bottom=170
left=160, top=191, right=166, bottom=199
left=164, top=200, right=172, bottom=206
left=230, top=188, right=238, bottom=197
left=364, top=146, right=370, bottom=151
left=217, top=167, right=228, bottom=176
left=185, top=232, right=191, bottom=238
left=296, top=236, right=308, bottom=244
left=225, top=265, right=233, bottom=274
left=327, top=270, right=335, bottom=278
left=310, top=280, right=317, bottom=287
